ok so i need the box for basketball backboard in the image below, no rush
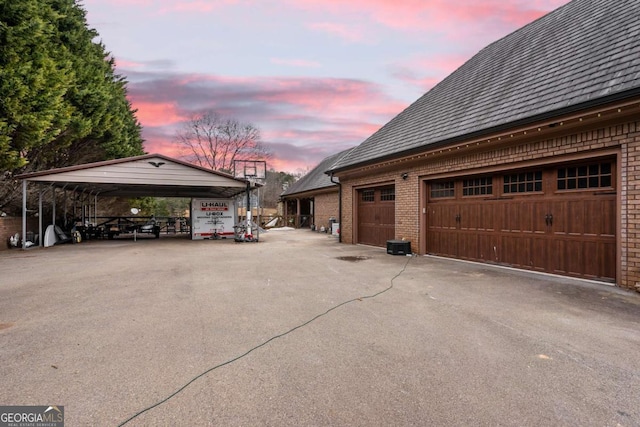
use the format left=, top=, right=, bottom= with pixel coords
left=233, top=160, right=266, bottom=181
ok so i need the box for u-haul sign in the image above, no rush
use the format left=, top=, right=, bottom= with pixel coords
left=192, top=198, right=236, bottom=239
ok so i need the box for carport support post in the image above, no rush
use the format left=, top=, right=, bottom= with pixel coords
left=52, top=186, right=56, bottom=229
left=256, top=187, right=261, bottom=241
left=296, top=199, right=301, bottom=227
left=64, top=190, right=67, bottom=226
left=21, top=180, right=27, bottom=250
left=246, top=180, right=251, bottom=237
left=80, top=190, right=86, bottom=225
left=88, top=192, right=92, bottom=225
left=38, top=187, right=43, bottom=247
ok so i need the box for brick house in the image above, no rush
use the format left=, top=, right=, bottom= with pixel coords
left=327, top=0, right=640, bottom=290
left=281, top=150, right=351, bottom=231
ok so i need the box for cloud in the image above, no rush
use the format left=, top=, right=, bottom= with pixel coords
left=264, top=142, right=345, bottom=173
left=110, top=0, right=244, bottom=14
left=88, top=0, right=571, bottom=172
left=286, top=0, right=569, bottom=34
left=307, top=22, right=368, bottom=43
left=389, top=53, right=469, bottom=92
left=129, top=101, right=184, bottom=128
left=120, top=67, right=404, bottom=172
left=270, top=58, right=322, bottom=68
left=139, top=126, right=180, bottom=156
left=265, top=139, right=361, bottom=174
left=106, top=0, right=154, bottom=5
left=156, top=1, right=223, bottom=14
left=113, top=58, right=144, bottom=69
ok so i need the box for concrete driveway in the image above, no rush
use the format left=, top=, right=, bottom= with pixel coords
left=1, top=229, right=639, bottom=426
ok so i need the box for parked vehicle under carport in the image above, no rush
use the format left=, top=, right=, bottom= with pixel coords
left=105, top=216, right=160, bottom=239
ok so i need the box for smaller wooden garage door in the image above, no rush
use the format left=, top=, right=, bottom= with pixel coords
left=358, top=186, right=395, bottom=247
left=426, top=159, right=616, bottom=282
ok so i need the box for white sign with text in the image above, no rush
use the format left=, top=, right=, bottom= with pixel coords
left=191, top=198, right=236, bottom=239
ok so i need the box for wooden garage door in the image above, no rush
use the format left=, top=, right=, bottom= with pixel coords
left=358, top=186, right=395, bottom=247
left=426, top=160, right=616, bottom=282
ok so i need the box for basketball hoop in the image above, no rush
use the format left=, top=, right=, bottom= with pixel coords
left=233, top=160, right=266, bottom=184
left=232, top=160, right=267, bottom=242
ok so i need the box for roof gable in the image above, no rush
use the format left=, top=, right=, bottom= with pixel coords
left=330, top=0, right=640, bottom=172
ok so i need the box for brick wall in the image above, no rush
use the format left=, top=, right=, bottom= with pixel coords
left=341, top=182, right=354, bottom=244
left=338, top=117, right=640, bottom=289
left=313, top=191, right=339, bottom=232
left=621, top=122, right=640, bottom=291
left=0, top=217, right=39, bottom=251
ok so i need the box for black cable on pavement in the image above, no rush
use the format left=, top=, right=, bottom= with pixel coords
left=118, top=255, right=412, bottom=426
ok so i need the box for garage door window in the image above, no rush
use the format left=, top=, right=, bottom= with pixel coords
left=361, top=189, right=375, bottom=202
left=380, top=188, right=395, bottom=201
left=463, top=177, right=492, bottom=196
left=557, top=162, right=612, bottom=190
left=431, top=181, right=455, bottom=198
left=503, top=171, right=542, bottom=193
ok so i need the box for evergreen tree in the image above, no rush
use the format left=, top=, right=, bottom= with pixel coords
left=0, top=0, right=74, bottom=170
left=0, top=0, right=144, bottom=214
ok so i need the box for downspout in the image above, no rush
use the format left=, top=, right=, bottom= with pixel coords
left=330, top=173, right=342, bottom=243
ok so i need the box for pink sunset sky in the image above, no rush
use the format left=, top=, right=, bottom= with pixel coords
left=83, top=0, right=570, bottom=173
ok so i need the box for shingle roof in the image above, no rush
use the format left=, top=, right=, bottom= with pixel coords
left=330, top=0, right=640, bottom=172
left=281, top=149, right=353, bottom=197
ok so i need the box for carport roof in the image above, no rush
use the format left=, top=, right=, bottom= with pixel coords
left=17, top=153, right=252, bottom=199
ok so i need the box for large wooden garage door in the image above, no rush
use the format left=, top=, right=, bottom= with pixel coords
left=358, top=186, right=395, bottom=247
left=427, top=159, right=616, bottom=282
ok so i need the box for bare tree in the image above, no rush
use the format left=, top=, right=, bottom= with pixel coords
left=176, top=111, right=271, bottom=174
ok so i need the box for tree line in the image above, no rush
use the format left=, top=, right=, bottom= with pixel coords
left=0, top=0, right=144, bottom=215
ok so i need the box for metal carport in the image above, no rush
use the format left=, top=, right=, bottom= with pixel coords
left=16, top=153, right=254, bottom=249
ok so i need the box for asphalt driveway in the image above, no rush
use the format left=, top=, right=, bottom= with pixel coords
left=1, top=229, right=639, bottom=426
